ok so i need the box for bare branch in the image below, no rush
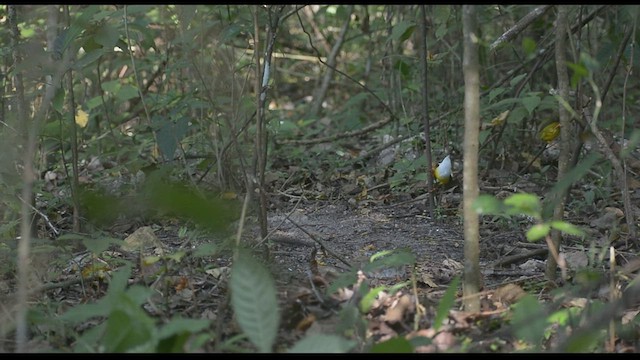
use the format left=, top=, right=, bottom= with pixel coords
left=490, top=5, right=553, bottom=52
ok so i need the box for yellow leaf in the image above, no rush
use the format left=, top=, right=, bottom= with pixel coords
left=221, top=192, right=238, bottom=200
left=490, top=110, right=510, bottom=127
left=75, top=109, right=89, bottom=128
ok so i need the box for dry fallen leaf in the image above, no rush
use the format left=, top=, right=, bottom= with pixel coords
left=384, top=294, right=413, bottom=324
left=493, top=283, right=526, bottom=305
left=122, top=226, right=161, bottom=252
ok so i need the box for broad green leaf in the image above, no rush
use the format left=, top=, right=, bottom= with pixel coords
left=567, top=62, right=588, bottom=89
left=82, top=235, right=121, bottom=254
left=117, top=84, right=140, bottom=101
left=371, top=336, right=414, bottom=353
left=155, top=115, right=190, bottom=161
left=327, top=268, right=358, bottom=295
left=102, top=303, right=156, bottom=352
left=510, top=73, right=528, bottom=87
left=521, top=95, right=541, bottom=115
left=60, top=302, right=107, bottom=324
left=289, top=334, right=356, bottom=353
left=511, top=294, right=546, bottom=347
left=526, top=223, right=550, bottom=242
left=87, top=95, right=102, bottom=110
left=365, top=248, right=415, bottom=272
left=52, top=89, right=66, bottom=113
left=72, top=48, right=105, bottom=70
left=473, top=194, right=503, bottom=215
left=230, top=251, right=279, bottom=353
left=580, top=52, right=600, bottom=73
left=143, top=172, right=238, bottom=232
left=360, top=285, right=387, bottom=313
left=94, top=23, right=121, bottom=49
left=562, top=330, right=604, bottom=352
left=550, top=221, right=585, bottom=237
left=504, top=193, right=541, bottom=218
left=158, top=317, right=210, bottom=340
left=522, top=36, right=537, bottom=56
left=101, top=79, right=121, bottom=93
left=390, top=20, right=416, bottom=43
left=434, top=276, right=460, bottom=332
left=542, top=153, right=600, bottom=219
left=488, top=87, right=506, bottom=103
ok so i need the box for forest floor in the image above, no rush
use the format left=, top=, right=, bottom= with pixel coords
left=10, top=148, right=640, bottom=353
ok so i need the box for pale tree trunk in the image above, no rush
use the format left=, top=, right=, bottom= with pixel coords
left=418, top=5, right=435, bottom=218
left=546, top=5, right=570, bottom=283
left=462, top=4, right=481, bottom=312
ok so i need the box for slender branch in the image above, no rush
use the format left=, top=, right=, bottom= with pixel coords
left=419, top=4, right=435, bottom=218
left=11, top=5, right=74, bottom=351
left=545, top=5, right=570, bottom=283
left=295, top=8, right=397, bottom=123
left=490, top=5, right=553, bottom=52
left=308, top=5, right=354, bottom=117
left=601, top=26, right=633, bottom=105
left=620, top=19, right=637, bottom=242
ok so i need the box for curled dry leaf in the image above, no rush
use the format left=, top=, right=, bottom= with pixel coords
left=384, top=294, right=413, bottom=324
left=492, top=283, right=526, bottom=305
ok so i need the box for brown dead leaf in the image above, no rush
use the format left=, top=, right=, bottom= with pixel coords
left=384, top=294, right=413, bottom=324
left=622, top=309, right=639, bottom=325
left=564, top=297, right=588, bottom=308
left=122, top=226, right=161, bottom=252
left=492, top=283, right=526, bottom=305
left=408, top=328, right=456, bottom=353
left=295, top=313, right=316, bottom=332
left=420, top=273, right=438, bottom=288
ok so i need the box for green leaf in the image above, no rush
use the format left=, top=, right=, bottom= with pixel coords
left=94, top=24, right=121, bottom=49
left=510, top=73, right=528, bottom=87
left=52, top=89, right=66, bottom=113
left=473, top=194, right=503, bottom=215
left=390, top=20, right=416, bottom=43
left=521, top=95, right=541, bottom=115
left=289, top=334, right=356, bottom=353
left=156, top=317, right=210, bottom=352
left=101, top=79, right=121, bottom=93
left=542, top=152, right=600, bottom=219
left=230, top=251, right=279, bottom=353
left=143, top=172, right=238, bottom=232
left=360, top=285, right=387, bottom=313
left=158, top=317, right=210, bottom=340
left=522, top=36, right=537, bottom=56
left=155, top=115, right=190, bottom=161
left=526, top=223, right=550, bottom=242
left=550, top=221, right=585, bottom=237
left=511, top=294, right=547, bottom=347
left=365, top=248, right=415, bottom=272
left=563, top=330, right=604, bottom=353
left=326, top=268, right=358, bottom=295
left=117, top=84, right=140, bottom=101
left=82, top=236, right=122, bottom=254
left=504, top=193, right=541, bottom=219
left=433, top=276, right=460, bottom=332
left=102, top=303, right=156, bottom=352
left=567, top=62, right=588, bottom=89
left=59, top=302, right=107, bottom=324
left=73, top=48, right=105, bottom=70
left=371, top=336, right=414, bottom=353
left=488, top=87, right=506, bottom=103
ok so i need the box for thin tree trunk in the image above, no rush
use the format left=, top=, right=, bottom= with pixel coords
left=11, top=5, right=73, bottom=352
left=462, top=4, right=481, bottom=312
left=418, top=5, right=435, bottom=218
left=308, top=5, right=353, bottom=118
left=546, top=5, right=570, bottom=283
